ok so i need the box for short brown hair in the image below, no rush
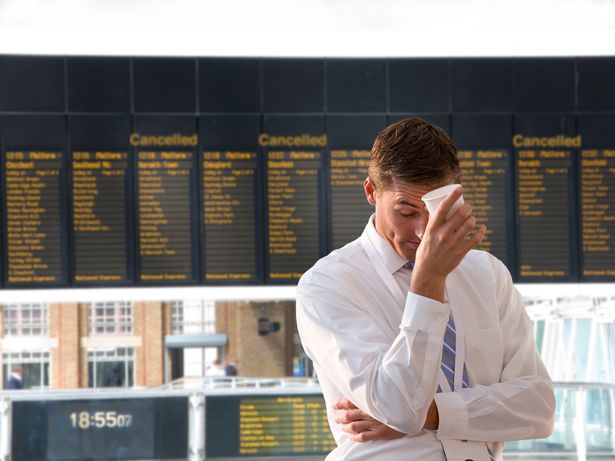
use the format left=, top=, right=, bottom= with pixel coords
left=368, top=118, right=460, bottom=188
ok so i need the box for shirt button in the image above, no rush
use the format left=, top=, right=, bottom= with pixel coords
left=437, top=315, right=446, bottom=323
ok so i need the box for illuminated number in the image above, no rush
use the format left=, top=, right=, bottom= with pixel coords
left=95, top=411, right=105, bottom=428
left=79, top=412, right=90, bottom=429
left=106, top=411, right=118, bottom=428
left=6, top=152, right=24, bottom=160
left=117, top=414, right=133, bottom=427
left=70, top=412, right=77, bottom=428
left=139, top=152, right=156, bottom=160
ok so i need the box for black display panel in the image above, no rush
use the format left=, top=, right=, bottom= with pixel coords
left=200, top=115, right=263, bottom=283
left=199, top=59, right=261, bottom=113
left=205, top=394, right=335, bottom=458
left=578, top=114, right=615, bottom=281
left=513, top=59, right=576, bottom=112
left=133, top=58, right=197, bottom=113
left=577, top=58, right=615, bottom=112
left=0, top=56, right=65, bottom=112
left=451, top=59, right=513, bottom=112
left=264, top=116, right=326, bottom=283
left=326, top=59, right=386, bottom=113
left=11, top=396, right=188, bottom=461
left=514, top=115, right=578, bottom=281
left=263, top=60, right=324, bottom=113
left=67, top=57, right=131, bottom=113
left=388, top=59, right=450, bottom=113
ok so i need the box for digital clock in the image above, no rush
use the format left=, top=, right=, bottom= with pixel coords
left=11, top=396, right=189, bottom=460
left=69, top=410, right=133, bottom=429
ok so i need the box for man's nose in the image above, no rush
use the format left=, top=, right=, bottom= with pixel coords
left=415, top=211, right=429, bottom=239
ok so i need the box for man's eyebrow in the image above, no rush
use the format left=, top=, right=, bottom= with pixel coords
left=396, top=200, right=421, bottom=209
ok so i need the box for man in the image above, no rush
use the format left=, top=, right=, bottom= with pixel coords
left=296, top=118, right=555, bottom=460
left=5, top=366, right=24, bottom=390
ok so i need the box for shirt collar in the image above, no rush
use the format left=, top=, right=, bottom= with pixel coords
left=365, top=214, right=410, bottom=274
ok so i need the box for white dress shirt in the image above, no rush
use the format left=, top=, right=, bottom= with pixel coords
left=296, top=216, right=555, bottom=461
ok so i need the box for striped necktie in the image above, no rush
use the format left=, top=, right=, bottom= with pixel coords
left=437, top=315, right=495, bottom=461
left=438, top=315, right=469, bottom=392
left=405, top=262, right=495, bottom=460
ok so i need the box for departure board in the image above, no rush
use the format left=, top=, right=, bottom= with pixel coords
left=266, top=150, right=323, bottom=282
left=516, top=149, right=574, bottom=280
left=580, top=149, right=615, bottom=279
left=2, top=150, right=66, bottom=286
left=205, top=394, right=336, bottom=458
left=458, top=149, right=511, bottom=265
left=71, top=151, right=130, bottom=283
left=202, top=150, right=259, bottom=282
left=329, top=149, right=372, bottom=249
left=11, top=396, right=188, bottom=460
left=136, top=150, right=197, bottom=282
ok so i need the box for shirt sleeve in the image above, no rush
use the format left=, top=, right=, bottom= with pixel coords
left=434, top=258, right=556, bottom=442
left=296, top=268, right=450, bottom=435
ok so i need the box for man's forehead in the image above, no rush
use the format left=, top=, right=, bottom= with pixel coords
left=389, top=179, right=445, bottom=197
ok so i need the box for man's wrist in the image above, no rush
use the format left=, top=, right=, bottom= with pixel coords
left=410, top=274, right=446, bottom=303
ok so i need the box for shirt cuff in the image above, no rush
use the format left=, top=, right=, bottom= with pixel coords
left=434, top=391, right=468, bottom=439
left=400, top=291, right=450, bottom=334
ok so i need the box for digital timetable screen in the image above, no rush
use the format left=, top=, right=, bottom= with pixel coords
left=2, top=150, right=67, bottom=286
left=458, top=149, right=511, bottom=266
left=266, top=149, right=325, bottom=283
left=11, top=396, right=188, bottom=461
left=204, top=394, right=336, bottom=459
left=1, top=55, right=615, bottom=286
left=71, top=150, right=130, bottom=284
left=136, top=149, right=198, bottom=283
left=202, top=150, right=260, bottom=282
left=580, top=149, right=615, bottom=279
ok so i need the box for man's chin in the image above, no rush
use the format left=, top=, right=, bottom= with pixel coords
left=400, top=248, right=417, bottom=262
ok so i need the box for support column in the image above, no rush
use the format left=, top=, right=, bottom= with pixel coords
left=217, top=301, right=293, bottom=377
left=49, top=303, right=80, bottom=389
left=133, top=301, right=165, bottom=387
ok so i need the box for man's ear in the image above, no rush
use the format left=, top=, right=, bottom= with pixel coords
left=364, top=177, right=377, bottom=206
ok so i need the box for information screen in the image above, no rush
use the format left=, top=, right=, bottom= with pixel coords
left=202, top=150, right=260, bottom=282
left=329, top=149, right=372, bottom=249
left=136, top=150, right=197, bottom=283
left=2, top=150, right=66, bottom=286
left=580, top=149, right=615, bottom=280
left=205, top=394, right=336, bottom=458
left=11, top=396, right=188, bottom=461
left=516, top=149, right=574, bottom=280
left=71, top=150, right=130, bottom=284
left=266, top=150, right=323, bottom=282
left=458, top=149, right=511, bottom=266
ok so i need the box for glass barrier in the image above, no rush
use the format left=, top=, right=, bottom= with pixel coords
left=506, top=382, right=615, bottom=460
left=0, top=380, right=612, bottom=460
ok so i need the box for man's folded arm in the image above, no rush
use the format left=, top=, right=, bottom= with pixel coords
left=435, top=260, right=556, bottom=442
left=296, top=269, right=449, bottom=435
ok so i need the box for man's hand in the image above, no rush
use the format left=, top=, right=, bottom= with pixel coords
left=423, top=399, right=440, bottom=430
left=333, top=399, right=406, bottom=442
left=412, top=185, right=486, bottom=302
